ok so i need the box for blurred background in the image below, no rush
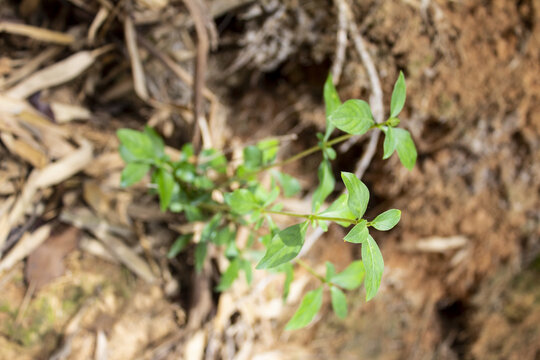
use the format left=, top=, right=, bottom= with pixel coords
left=0, top=0, right=538, bottom=359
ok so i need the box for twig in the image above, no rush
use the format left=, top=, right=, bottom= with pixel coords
left=331, top=0, right=349, bottom=84
left=183, top=0, right=213, bottom=150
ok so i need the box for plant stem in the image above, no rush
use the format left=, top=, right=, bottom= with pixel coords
left=261, top=209, right=357, bottom=225
left=258, top=133, right=355, bottom=173
left=295, top=258, right=326, bottom=283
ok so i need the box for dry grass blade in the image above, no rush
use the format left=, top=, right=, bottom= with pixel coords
left=88, top=6, right=110, bottom=44
left=0, top=47, right=62, bottom=90
left=0, top=132, right=48, bottom=168
left=124, top=16, right=149, bottom=101
left=5, top=50, right=101, bottom=99
left=0, top=225, right=52, bottom=274
left=0, top=197, right=15, bottom=257
left=0, top=21, right=75, bottom=45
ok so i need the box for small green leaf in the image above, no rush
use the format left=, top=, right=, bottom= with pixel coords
left=325, top=261, right=336, bottom=280
left=330, top=261, right=365, bottom=290
left=121, top=163, right=149, bottom=187
left=383, top=126, right=396, bottom=160
left=362, top=235, right=384, bottom=301
left=244, top=145, right=263, bottom=170
left=167, top=234, right=192, bottom=258
left=214, top=226, right=236, bottom=246
left=241, top=259, right=253, bottom=285
left=341, top=172, right=370, bottom=219
left=200, top=149, right=227, bottom=174
left=285, top=287, right=323, bottom=330
left=330, top=287, right=348, bottom=319
left=273, top=171, right=301, bottom=197
left=390, top=71, right=406, bottom=118
left=225, top=189, right=259, bottom=214
left=324, top=74, right=341, bottom=140
left=394, top=128, right=417, bottom=170
left=319, top=193, right=356, bottom=227
left=371, top=209, right=401, bottom=231
left=195, top=241, right=207, bottom=273
left=117, top=129, right=154, bottom=161
left=283, top=263, right=294, bottom=301
left=144, top=126, right=165, bottom=158
left=201, top=213, right=222, bottom=243
left=257, top=138, right=279, bottom=165
left=256, top=222, right=308, bottom=269
left=216, top=259, right=240, bottom=292
left=156, top=168, right=175, bottom=211
left=312, top=159, right=335, bottom=212
left=328, top=99, right=375, bottom=135
left=344, top=220, right=369, bottom=243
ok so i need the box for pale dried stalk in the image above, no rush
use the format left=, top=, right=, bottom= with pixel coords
left=0, top=21, right=74, bottom=44
left=124, top=16, right=149, bottom=101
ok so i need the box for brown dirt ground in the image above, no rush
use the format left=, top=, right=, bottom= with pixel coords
left=0, top=0, right=539, bottom=359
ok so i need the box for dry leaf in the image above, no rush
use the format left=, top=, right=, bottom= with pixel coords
left=5, top=50, right=98, bottom=99
left=0, top=225, right=52, bottom=274
left=0, top=47, right=61, bottom=90
left=25, top=226, right=80, bottom=291
left=0, top=21, right=74, bottom=44
left=1, top=132, right=48, bottom=168
left=50, top=102, right=91, bottom=123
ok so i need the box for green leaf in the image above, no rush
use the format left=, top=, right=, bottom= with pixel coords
left=256, top=222, right=308, bottom=269
left=312, top=159, right=335, bottom=212
left=341, top=172, right=370, bottom=219
left=330, top=287, right=348, bottom=319
left=244, top=145, right=263, bottom=170
left=201, top=213, right=222, bottom=243
left=394, top=128, right=417, bottom=170
left=319, top=193, right=356, bottom=227
left=273, top=171, right=301, bottom=197
left=285, top=287, right=323, bottom=330
left=390, top=71, right=406, bottom=118
left=257, top=138, right=279, bottom=165
left=216, top=259, right=240, bottom=292
left=344, top=220, right=369, bottom=243
left=121, top=163, right=149, bottom=187
left=144, top=126, right=165, bottom=158
left=225, top=189, right=259, bottom=215
left=214, top=226, right=236, bottom=246
left=241, top=259, right=253, bottom=285
left=167, top=234, right=192, bottom=258
left=117, top=129, right=154, bottom=161
left=383, top=126, right=396, bottom=160
left=325, top=261, right=336, bottom=280
left=329, top=260, right=365, bottom=290
left=328, top=99, right=375, bottom=135
left=195, top=241, right=207, bottom=273
left=200, top=149, right=227, bottom=174
left=283, top=263, right=294, bottom=301
left=156, top=168, right=175, bottom=211
left=371, top=209, right=401, bottom=231
left=362, top=235, right=384, bottom=301
left=324, top=74, right=341, bottom=140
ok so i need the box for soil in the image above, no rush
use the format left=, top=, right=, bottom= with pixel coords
left=0, top=0, right=539, bottom=359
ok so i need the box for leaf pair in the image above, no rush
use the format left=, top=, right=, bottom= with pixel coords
left=256, top=222, right=308, bottom=269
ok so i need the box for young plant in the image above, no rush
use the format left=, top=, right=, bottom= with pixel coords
left=117, top=72, right=416, bottom=329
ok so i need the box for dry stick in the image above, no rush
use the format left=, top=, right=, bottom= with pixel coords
left=331, top=0, right=349, bottom=84
left=183, top=0, right=212, bottom=150
left=300, top=0, right=385, bottom=258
